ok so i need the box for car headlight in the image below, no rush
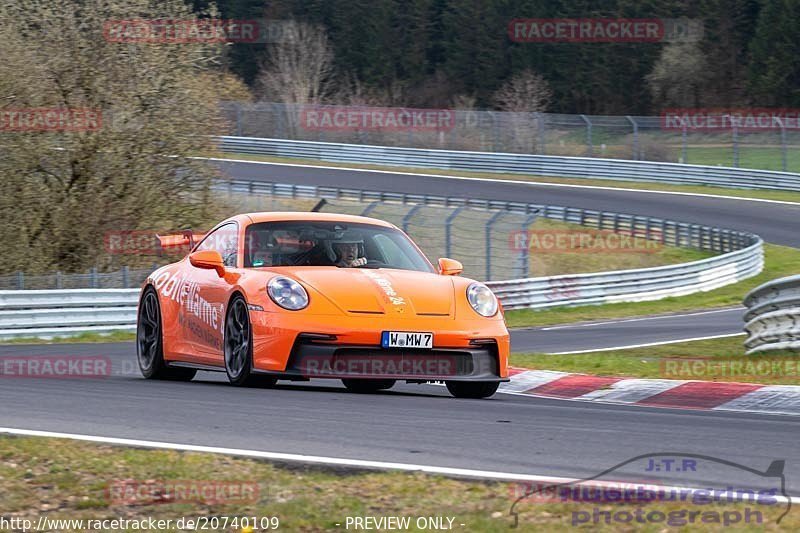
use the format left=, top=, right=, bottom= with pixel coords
left=267, top=276, right=309, bottom=310
left=467, top=282, right=498, bottom=317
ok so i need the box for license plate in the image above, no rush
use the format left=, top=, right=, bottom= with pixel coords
left=381, top=331, right=433, bottom=349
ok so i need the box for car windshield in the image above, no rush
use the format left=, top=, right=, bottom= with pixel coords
left=244, top=221, right=435, bottom=273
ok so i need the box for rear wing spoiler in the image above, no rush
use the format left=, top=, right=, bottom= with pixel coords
left=156, top=230, right=205, bottom=252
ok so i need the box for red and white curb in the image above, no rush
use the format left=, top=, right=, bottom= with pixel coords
left=502, top=368, right=800, bottom=416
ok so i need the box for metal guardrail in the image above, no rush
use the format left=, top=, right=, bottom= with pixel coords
left=0, top=180, right=764, bottom=338
left=743, top=275, right=800, bottom=354
left=216, top=136, right=800, bottom=192
left=0, top=289, right=139, bottom=340
left=222, top=102, right=800, bottom=171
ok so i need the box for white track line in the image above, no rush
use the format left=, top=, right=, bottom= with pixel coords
left=545, top=333, right=746, bottom=355
left=0, top=427, right=585, bottom=483
left=2, top=427, right=797, bottom=505
left=204, top=157, right=800, bottom=207
left=540, top=307, right=744, bottom=330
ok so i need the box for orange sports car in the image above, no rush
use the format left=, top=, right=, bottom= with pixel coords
left=136, top=212, right=509, bottom=398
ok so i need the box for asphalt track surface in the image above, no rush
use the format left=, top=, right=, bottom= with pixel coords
left=2, top=161, right=799, bottom=496
left=512, top=308, right=745, bottom=353
left=214, top=159, right=800, bottom=247
left=0, top=343, right=798, bottom=495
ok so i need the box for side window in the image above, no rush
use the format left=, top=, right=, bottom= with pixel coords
left=196, top=223, right=238, bottom=267
left=373, top=234, right=414, bottom=270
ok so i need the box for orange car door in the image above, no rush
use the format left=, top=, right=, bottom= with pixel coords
left=183, top=223, right=239, bottom=366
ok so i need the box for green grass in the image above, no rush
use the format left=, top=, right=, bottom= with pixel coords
left=686, top=146, right=800, bottom=173
left=0, top=435, right=793, bottom=531
left=1, top=330, right=135, bottom=345
left=210, top=151, right=800, bottom=204
left=511, top=335, right=800, bottom=386
left=505, top=243, right=796, bottom=328
left=523, top=218, right=713, bottom=277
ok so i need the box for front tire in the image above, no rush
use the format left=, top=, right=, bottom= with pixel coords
left=445, top=381, right=499, bottom=399
left=137, top=286, right=196, bottom=381
left=341, top=379, right=396, bottom=393
left=224, top=295, right=277, bottom=388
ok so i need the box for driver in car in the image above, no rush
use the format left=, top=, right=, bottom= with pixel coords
left=327, top=233, right=368, bottom=267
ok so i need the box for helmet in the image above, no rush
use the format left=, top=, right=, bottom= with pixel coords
left=324, top=230, right=364, bottom=263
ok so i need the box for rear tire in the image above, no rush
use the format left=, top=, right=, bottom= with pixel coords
left=445, top=381, right=499, bottom=399
left=341, top=379, right=396, bottom=393
left=137, top=286, right=196, bottom=381
left=224, top=294, right=277, bottom=388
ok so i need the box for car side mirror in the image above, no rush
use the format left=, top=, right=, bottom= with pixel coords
left=189, top=250, right=225, bottom=276
left=438, top=258, right=463, bottom=276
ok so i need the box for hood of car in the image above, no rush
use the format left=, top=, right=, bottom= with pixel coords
left=288, top=267, right=455, bottom=317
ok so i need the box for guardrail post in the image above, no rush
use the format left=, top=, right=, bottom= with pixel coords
left=626, top=116, right=638, bottom=160
left=779, top=120, right=788, bottom=171
left=402, top=205, right=423, bottom=234
left=580, top=114, right=592, bottom=157
left=56, top=271, right=62, bottom=289
left=445, top=206, right=466, bottom=258
left=491, top=111, right=500, bottom=152
left=537, top=112, right=546, bottom=154
left=236, top=104, right=242, bottom=136
left=122, top=266, right=130, bottom=289
left=681, top=122, right=688, bottom=164
left=360, top=201, right=379, bottom=217
left=16, top=271, right=23, bottom=290
left=485, top=211, right=505, bottom=281
left=520, top=212, right=538, bottom=277
left=732, top=122, right=739, bottom=168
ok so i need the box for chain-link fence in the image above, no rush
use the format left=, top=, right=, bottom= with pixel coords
left=4, top=189, right=695, bottom=288
left=313, top=199, right=536, bottom=282
left=220, top=102, right=800, bottom=172
left=0, top=266, right=156, bottom=290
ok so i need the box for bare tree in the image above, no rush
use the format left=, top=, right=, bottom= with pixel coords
left=492, top=69, right=552, bottom=112
left=256, top=21, right=335, bottom=104
left=450, top=94, right=478, bottom=110
left=0, top=0, right=232, bottom=274
left=491, top=70, right=551, bottom=153
left=332, top=74, right=407, bottom=106
left=646, top=42, right=709, bottom=108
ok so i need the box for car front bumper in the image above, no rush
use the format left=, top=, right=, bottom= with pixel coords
left=249, top=311, right=510, bottom=380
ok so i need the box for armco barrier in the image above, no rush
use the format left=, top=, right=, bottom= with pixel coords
left=0, top=289, right=139, bottom=340
left=743, top=275, right=800, bottom=354
left=216, top=136, right=800, bottom=192
left=0, top=180, right=764, bottom=338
